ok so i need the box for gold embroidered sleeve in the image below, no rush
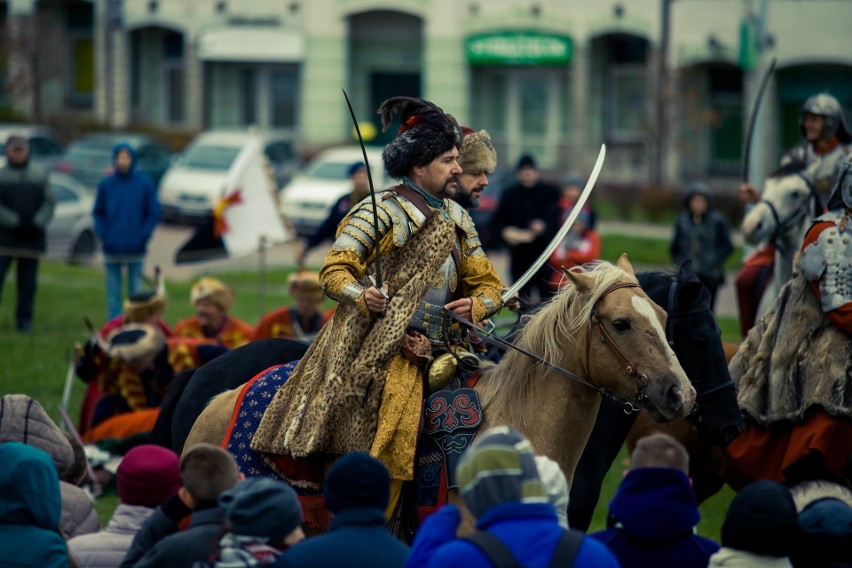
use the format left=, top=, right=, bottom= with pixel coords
left=460, top=244, right=504, bottom=323
left=320, top=232, right=398, bottom=315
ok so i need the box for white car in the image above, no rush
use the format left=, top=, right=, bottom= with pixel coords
left=159, top=129, right=299, bottom=223
left=279, top=145, right=391, bottom=236
left=46, top=172, right=98, bottom=263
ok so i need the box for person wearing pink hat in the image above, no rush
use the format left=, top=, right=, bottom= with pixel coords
left=68, top=445, right=181, bottom=568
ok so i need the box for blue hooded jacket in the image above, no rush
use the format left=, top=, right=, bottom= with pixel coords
left=590, top=467, right=719, bottom=568
left=93, top=143, right=161, bottom=256
left=407, top=503, right=620, bottom=568
left=0, top=442, right=69, bottom=567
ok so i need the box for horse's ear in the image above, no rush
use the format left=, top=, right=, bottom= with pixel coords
left=562, top=266, right=593, bottom=292
left=677, top=259, right=699, bottom=283
left=616, top=253, right=635, bottom=276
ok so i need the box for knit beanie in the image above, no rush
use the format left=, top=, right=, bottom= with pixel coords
left=457, top=426, right=549, bottom=519
left=323, top=452, right=390, bottom=513
left=722, top=480, right=801, bottom=558
left=190, top=277, right=233, bottom=311
left=535, top=455, right=569, bottom=529
left=516, top=154, right=536, bottom=171
left=117, top=444, right=181, bottom=508
left=219, top=477, right=304, bottom=541
left=378, top=96, right=462, bottom=179
left=458, top=129, right=497, bottom=175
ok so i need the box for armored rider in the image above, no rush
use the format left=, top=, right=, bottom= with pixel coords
left=800, top=154, right=852, bottom=335
left=252, top=97, right=504, bottom=507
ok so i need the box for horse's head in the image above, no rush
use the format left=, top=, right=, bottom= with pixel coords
left=561, top=255, right=696, bottom=422
left=742, top=161, right=817, bottom=246
left=637, top=260, right=743, bottom=447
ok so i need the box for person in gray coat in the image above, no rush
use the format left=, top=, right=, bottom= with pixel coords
left=0, top=134, right=54, bottom=332
left=69, top=444, right=181, bottom=568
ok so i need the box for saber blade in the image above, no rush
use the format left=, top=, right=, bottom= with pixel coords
left=501, top=144, right=606, bottom=302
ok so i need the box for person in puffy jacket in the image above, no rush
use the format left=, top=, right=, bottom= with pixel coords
left=590, top=433, right=719, bottom=568
left=0, top=442, right=69, bottom=567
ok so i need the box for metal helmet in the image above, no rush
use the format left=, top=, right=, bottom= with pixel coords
left=799, top=93, right=851, bottom=143
left=826, top=153, right=852, bottom=210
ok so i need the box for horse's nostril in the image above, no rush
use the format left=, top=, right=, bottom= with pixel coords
left=666, top=383, right=683, bottom=412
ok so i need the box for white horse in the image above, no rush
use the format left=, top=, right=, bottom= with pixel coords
left=741, top=162, right=822, bottom=319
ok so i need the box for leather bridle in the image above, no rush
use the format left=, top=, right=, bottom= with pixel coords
left=758, top=174, right=822, bottom=246
left=444, top=279, right=652, bottom=414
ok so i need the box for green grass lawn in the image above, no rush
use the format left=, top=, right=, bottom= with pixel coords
left=1, top=254, right=738, bottom=536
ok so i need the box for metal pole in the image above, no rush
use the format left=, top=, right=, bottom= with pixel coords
left=748, top=0, right=770, bottom=188
left=258, top=235, right=267, bottom=319
left=654, top=0, right=672, bottom=190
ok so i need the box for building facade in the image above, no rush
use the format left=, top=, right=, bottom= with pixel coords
left=2, top=0, right=851, bottom=190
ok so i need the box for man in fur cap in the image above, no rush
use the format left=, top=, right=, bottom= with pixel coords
left=454, top=127, right=497, bottom=211
left=174, top=276, right=254, bottom=349
left=252, top=270, right=331, bottom=342
left=252, top=97, right=503, bottom=509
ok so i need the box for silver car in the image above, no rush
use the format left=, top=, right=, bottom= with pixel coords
left=46, top=172, right=98, bottom=263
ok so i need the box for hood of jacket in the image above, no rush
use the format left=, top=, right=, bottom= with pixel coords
left=0, top=442, right=62, bottom=532
left=112, top=143, right=137, bottom=175
left=609, top=467, right=700, bottom=543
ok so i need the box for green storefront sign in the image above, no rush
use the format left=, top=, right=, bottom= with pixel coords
left=467, top=32, right=572, bottom=66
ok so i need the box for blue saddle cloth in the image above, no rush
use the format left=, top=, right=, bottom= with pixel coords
left=225, top=361, right=321, bottom=497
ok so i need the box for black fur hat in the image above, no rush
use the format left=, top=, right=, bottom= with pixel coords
left=378, top=97, right=462, bottom=179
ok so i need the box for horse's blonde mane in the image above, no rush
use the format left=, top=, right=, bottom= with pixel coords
left=478, top=261, right=638, bottom=427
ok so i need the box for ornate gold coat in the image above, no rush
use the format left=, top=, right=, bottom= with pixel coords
left=251, top=187, right=503, bottom=480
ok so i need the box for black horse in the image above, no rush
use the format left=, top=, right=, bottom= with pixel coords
left=151, top=338, right=311, bottom=454
left=567, top=260, right=744, bottom=530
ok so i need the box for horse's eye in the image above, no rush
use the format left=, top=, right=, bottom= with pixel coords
left=790, top=191, right=802, bottom=200
left=612, top=319, right=631, bottom=332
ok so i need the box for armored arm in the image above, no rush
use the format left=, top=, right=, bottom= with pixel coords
left=320, top=197, right=398, bottom=312
left=451, top=203, right=503, bottom=322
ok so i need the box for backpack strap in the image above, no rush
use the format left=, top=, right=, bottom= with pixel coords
left=462, top=531, right=522, bottom=568
left=547, top=529, right=585, bottom=568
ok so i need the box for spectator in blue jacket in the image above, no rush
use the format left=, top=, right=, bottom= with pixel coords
left=93, top=143, right=161, bottom=319
left=407, top=426, right=619, bottom=568
left=590, top=433, right=719, bottom=568
left=0, top=442, right=69, bottom=568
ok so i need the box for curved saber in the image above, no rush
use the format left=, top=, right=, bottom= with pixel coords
left=342, top=89, right=384, bottom=293
left=501, top=144, right=606, bottom=302
left=742, top=57, right=777, bottom=182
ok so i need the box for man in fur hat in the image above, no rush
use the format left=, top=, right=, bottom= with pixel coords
left=252, top=271, right=331, bottom=342
left=252, top=97, right=503, bottom=506
left=453, top=127, right=497, bottom=211
left=174, top=276, right=254, bottom=349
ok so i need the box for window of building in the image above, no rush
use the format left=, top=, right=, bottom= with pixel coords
left=66, top=1, right=94, bottom=108
left=707, top=64, right=742, bottom=175
left=269, top=69, right=297, bottom=128
left=163, top=30, right=185, bottom=124
left=240, top=68, right=257, bottom=126
left=602, top=34, right=649, bottom=143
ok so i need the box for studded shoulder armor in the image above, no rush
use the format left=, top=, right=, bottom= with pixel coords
left=330, top=188, right=428, bottom=259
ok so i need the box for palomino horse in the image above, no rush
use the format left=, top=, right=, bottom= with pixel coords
left=742, top=160, right=822, bottom=320
left=185, top=256, right=697, bottom=504
left=567, top=261, right=743, bottom=530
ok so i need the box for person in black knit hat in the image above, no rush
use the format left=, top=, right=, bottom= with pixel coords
left=277, top=452, right=409, bottom=568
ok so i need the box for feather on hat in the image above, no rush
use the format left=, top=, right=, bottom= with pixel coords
left=378, top=96, right=462, bottom=179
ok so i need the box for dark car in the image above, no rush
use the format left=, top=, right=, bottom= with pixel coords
left=55, top=132, right=174, bottom=191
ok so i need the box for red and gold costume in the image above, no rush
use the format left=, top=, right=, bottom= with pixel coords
left=174, top=316, right=253, bottom=350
